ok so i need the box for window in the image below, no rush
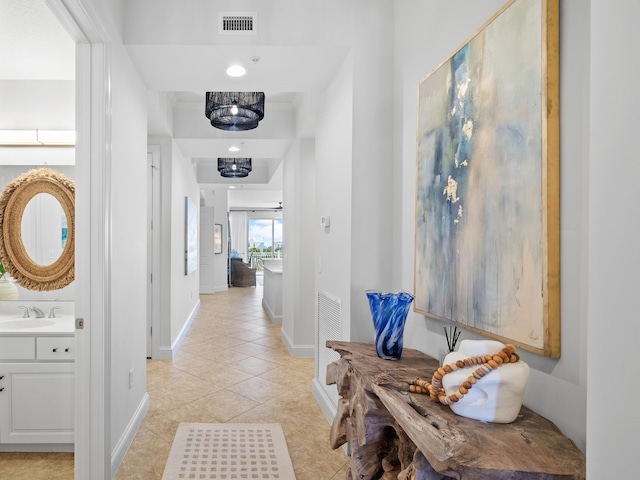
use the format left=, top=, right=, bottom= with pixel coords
left=248, top=218, right=283, bottom=270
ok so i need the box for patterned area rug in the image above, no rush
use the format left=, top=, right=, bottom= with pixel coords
left=161, top=423, right=296, bottom=480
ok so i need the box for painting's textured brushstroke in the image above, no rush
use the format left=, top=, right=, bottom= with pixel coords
left=415, top=0, right=544, bottom=349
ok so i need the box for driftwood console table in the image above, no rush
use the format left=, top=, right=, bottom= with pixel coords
left=326, top=341, right=585, bottom=480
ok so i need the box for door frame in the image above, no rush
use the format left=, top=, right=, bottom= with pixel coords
left=147, top=146, right=161, bottom=358
left=46, top=1, right=112, bottom=478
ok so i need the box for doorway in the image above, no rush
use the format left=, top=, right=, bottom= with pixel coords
left=0, top=0, right=77, bottom=476
left=147, top=147, right=161, bottom=358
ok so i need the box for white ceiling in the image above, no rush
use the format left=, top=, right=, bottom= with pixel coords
left=0, top=0, right=74, bottom=81
left=0, top=0, right=346, bottom=210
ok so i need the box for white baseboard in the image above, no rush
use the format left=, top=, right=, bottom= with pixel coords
left=214, top=284, right=228, bottom=293
left=153, top=299, right=201, bottom=360
left=262, top=299, right=282, bottom=324
left=171, top=299, right=201, bottom=356
left=0, top=443, right=73, bottom=452
left=312, top=377, right=338, bottom=425
left=155, top=346, right=173, bottom=360
left=111, top=393, right=150, bottom=476
left=280, top=328, right=314, bottom=358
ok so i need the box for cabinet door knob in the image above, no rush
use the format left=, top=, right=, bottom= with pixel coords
left=0, top=375, right=4, bottom=380
left=65, top=348, right=70, bottom=352
left=0, top=387, right=4, bottom=392
left=53, top=348, right=58, bottom=352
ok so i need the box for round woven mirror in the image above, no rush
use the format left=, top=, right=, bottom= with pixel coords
left=0, top=168, right=75, bottom=291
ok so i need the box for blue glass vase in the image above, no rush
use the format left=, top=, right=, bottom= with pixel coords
left=366, top=291, right=415, bottom=360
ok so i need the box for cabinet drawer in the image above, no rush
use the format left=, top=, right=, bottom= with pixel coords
left=36, top=337, right=75, bottom=360
left=0, top=337, right=36, bottom=360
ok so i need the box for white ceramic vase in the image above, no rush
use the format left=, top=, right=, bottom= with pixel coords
left=442, top=339, right=530, bottom=423
left=0, top=278, right=18, bottom=300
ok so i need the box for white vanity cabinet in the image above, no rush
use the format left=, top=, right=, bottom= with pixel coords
left=0, top=335, right=74, bottom=448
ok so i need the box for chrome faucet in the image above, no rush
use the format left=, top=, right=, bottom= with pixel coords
left=18, top=306, right=30, bottom=318
left=30, top=306, right=45, bottom=318
left=48, top=306, right=61, bottom=318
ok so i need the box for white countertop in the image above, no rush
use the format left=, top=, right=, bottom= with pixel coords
left=0, top=316, right=75, bottom=335
left=263, top=265, right=283, bottom=274
left=262, top=259, right=283, bottom=274
left=0, top=301, right=74, bottom=335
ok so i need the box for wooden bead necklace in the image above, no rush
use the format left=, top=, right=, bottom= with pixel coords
left=409, top=345, right=520, bottom=406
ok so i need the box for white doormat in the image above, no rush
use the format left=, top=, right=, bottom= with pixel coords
left=161, top=423, right=296, bottom=480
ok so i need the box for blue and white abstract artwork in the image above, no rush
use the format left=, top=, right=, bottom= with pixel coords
left=414, top=0, right=560, bottom=356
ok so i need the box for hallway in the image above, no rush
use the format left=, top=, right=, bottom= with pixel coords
left=0, top=285, right=349, bottom=479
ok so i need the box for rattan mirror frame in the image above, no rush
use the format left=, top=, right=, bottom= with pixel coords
left=0, top=168, right=75, bottom=291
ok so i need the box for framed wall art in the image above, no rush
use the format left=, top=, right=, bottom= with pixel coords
left=214, top=223, right=223, bottom=254
left=184, top=196, right=198, bottom=275
left=414, top=0, right=560, bottom=357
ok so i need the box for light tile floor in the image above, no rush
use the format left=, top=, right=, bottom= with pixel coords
left=0, top=284, right=350, bottom=479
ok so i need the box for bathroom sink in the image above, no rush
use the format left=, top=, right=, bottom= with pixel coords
left=0, top=319, right=56, bottom=329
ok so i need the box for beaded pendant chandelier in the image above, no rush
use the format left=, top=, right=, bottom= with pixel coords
left=218, top=158, right=252, bottom=178
left=205, top=92, right=265, bottom=131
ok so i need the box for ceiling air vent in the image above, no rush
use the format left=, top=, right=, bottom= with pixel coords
left=219, top=12, right=257, bottom=35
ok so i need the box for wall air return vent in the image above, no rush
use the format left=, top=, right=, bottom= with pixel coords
left=219, top=12, right=257, bottom=35
left=316, top=290, right=341, bottom=385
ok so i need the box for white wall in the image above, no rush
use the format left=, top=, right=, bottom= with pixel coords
left=587, top=1, right=639, bottom=476
left=200, top=188, right=231, bottom=293
left=106, top=39, right=149, bottom=468
left=149, top=136, right=173, bottom=357
left=315, top=52, right=354, bottom=341
left=311, top=1, right=399, bottom=414
left=198, top=205, right=214, bottom=294
left=348, top=0, right=395, bottom=341
left=281, top=138, right=315, bottom=356
left=395, top=0, right=588, bottom=454
left=0, top=80, right=74, bottom=129
left=282, top=140, right=297, bottom=351
left=313, top=0, right=397, bottom=348
left=147, top=136, right=201, bottom=358
left=169, top=142, right=201, bottom=349
left=210, top=190, right=230, bottom=293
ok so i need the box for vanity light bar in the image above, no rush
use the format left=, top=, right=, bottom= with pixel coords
left=0, top=130, right=75, bottom=147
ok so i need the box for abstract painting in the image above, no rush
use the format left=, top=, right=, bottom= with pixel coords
left=214, top=223, right=223, bottom=254
left=414, top=0, right=559, bottom=357
left=185, top=196, right=198, bottom=275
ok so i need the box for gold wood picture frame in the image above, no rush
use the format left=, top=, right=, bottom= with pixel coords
left=414, top=0, right=560, bottom=357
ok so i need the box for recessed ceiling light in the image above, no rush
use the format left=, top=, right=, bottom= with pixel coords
left=228, top=146, right=240, bottom=152
left=226, top=64, right=246, bottom=77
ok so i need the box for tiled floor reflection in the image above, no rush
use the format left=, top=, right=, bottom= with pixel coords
left=0, top=283, right=349, bottom=480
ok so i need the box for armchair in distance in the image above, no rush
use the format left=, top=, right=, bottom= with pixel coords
left=229, top=257, right=256, bottom=287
